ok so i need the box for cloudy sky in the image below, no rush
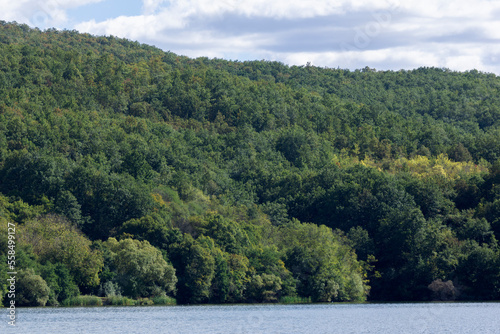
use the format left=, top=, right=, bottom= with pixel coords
left=2, top=0, right=500, bottom=74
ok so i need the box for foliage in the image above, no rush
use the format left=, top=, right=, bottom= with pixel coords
left=15, top=269, right=51, bottom=306
left=0, top=21, right=499, bottom=304
left=106, top=295, right=139, bottom=306
left=102, top=237, right=177, bottom=299
left=283, top=223, right=368, bottom=302
left=62, top=295, right=103, bottom=307
left=40, top=262, right=80, bottom=305
left=17, top=214, right=103, bottom=289
left=152, top=295, right=177, bottom=305
left=279, top=296, right=312, bottom=304
left=168, top=234, right=216, bottom=304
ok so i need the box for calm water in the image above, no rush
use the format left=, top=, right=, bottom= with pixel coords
left=2, top=302, right=499, bottom=334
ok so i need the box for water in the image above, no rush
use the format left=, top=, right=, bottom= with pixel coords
left=2, top=302, right=499, bottom=334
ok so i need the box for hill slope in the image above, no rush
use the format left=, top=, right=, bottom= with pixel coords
left=0, top=21, right=499, bottom=305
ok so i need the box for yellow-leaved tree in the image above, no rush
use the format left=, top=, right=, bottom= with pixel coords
left=18, top=214, right=103, bottom=289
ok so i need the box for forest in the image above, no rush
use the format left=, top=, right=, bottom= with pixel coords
left=0, top=21, right=499, bottom=306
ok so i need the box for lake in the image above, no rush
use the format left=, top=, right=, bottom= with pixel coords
left=2, top=302, right=499, bottom=333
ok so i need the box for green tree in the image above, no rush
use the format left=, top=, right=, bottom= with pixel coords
left=456, top=242, right=500, bottom=300
left=200, top=214, right=249, bottom=254
left=18, top=214, right=103, bottom=290
left=284, top=223, right=368, bottom=302
left=40, top=262, right=80, bottom=304
left=103, top=237, right=177, bottom=298
left=15, top=269, right=51, bottom=306
left=169, top=234, right=216, bottom=304
left=246, top=273, right=282, bottom=302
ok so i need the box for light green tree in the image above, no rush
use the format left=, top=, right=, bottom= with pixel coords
left=104, top=237, right=177, bottom=298
left=18, top=214, right=104, bottom=289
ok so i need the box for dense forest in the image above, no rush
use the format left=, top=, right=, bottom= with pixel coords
left=1, top=21, right=499, bottom=307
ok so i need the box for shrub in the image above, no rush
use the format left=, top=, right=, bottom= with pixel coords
left=62, top=295, right=103, bottom=306
left=152, top=295, right=177, bottom=305
left=428, top=279, right=460, bottom=301
left=106, top=296, right=136, bottom=306
left=279, top=296, right=312, bottom=304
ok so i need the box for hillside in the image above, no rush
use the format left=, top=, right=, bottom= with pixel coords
left=1, top=21, right=499, bottom=306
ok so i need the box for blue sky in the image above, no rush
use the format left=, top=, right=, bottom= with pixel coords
left=2, top=0, right=500, bottom=74
left=67, top=0, right=143, bottom=23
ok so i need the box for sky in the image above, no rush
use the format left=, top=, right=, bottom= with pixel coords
left=1, top=0, right=500, bottom=74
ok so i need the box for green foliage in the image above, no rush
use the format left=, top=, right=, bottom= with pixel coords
left=283, top=223, right=368, bottom=302
left=40, top=263, right=80, bottom=305
left=0, top=194, right=47, bottom=224
left=279, top=296, right=312, bottom=304
left=224, top=253, right=251, bottom=303
left=456, top=242, right=500, bottom=300
left=119, top=214, right=177, bottom=249
left=62, top=295, right=103, bottom=307
left=15, top=269, right=51, bottom=306
left=246, top=273, right=282, bottom=303
left=106, top=296, right=138, bottom=306
left=0, top=22, right=499, bottom=304
left=100, top=281, right=122, bottom=298
left=102, top=237, right=177, bottom=299
left=199, top=213, right=249, bottom=253
left=169, top=234, right=216, bottom=304
left=152, top=295, right=177, bottom=305
left=18, top=214, right=103, bottom=289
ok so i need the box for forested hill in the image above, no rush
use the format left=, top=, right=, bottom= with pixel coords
left=1, top=21, right=499, bottom=307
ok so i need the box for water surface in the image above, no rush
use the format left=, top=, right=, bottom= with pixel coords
left=2, top=302, right=499, bottom=333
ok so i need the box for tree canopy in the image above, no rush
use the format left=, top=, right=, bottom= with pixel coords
left=1, top=22, right=499, bottom=305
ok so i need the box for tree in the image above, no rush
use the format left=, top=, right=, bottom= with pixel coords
left=119, top=214, right=178, bottom=249
left=15, top=269, right=50, bottom=306
left=456, top=242, right=500, bottom=300
left=103, top=237, right=177, bottom=298
left=168, top=234, right=216, bottom=304
left=284, top=223, right=368, bottom=302
left=40, top=262, right=80, bottom=304
left=246, top=273, right=282, bottom=302
left=200, top=214, right=249, bottom=254
left=18, top=214, right=103, bottom=290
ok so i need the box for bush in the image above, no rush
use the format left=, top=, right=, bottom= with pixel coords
left=428, top=279, right=460, bottom=301
left=136, top=298, right=154, bottom=306
left=100, top=281, right=122, bottom=298
left=62, top=295, right=103, bottom=306
left=246, top=274, right=282, bottom=303
left=106, top=296, right=136, bottom=306
left=279, top=296, right=312, bottom=304
left=152, top=295, right=177, bottom=305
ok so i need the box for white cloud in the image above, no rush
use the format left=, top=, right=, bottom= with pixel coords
left=2, top=0, right=500, bottom=74
left=142, top=0, right=169, bottom=15
left=279, top=47, right=440, bottom=70
left=75, top=0, right=401, bottom=36
left=163, top=0, right=401, bottom=20
left=481, top=21, right=500, bottom=39
left=76, top=13, right=185, bottom=40
left=278, top=43, right=500, bottom=75
left=0, top=0, right=104, bottom=27
left=399, top=0, right=500, bottom=19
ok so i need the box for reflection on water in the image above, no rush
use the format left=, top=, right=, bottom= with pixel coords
left=2, top=302, right=500, bottom=334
